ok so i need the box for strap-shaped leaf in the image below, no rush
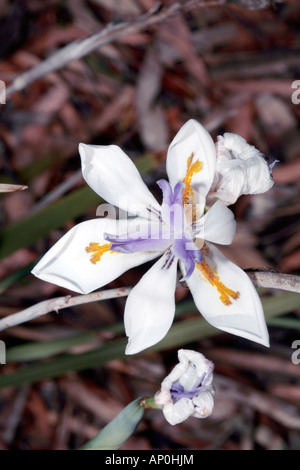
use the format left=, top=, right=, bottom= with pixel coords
left=80, top=398, right=144, bottom=450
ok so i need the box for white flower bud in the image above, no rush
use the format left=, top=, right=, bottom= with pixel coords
left=208, top=133, right=275, bottom=206
left=155, top=349, right=215, bottom=425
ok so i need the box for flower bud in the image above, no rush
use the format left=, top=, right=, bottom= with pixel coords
left=208, top=133, right=275, bottom=206
left=155, top=349, right=215, bottom=425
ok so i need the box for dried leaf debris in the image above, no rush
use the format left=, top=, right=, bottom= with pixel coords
left=0, top=0, right=300, bottom=450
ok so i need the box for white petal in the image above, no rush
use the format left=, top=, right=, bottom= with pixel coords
left=79, top=143, right=160, bottom=218
left=184, top=243, right=269, bottom=347
left=192, top=390, right=214, bottom=419
left=222, top=133, right=260, bottom=161
left=166, top=120, right=216, bottom=203
left=163, top=398, right=194, bottom=425
left=177, top=349, right=214, bottom=389
left=161, top=349, right=212, bottom=391
left=32, top=218, right=161, bottom=294
left=195, top=200, right=236, bottom=245
left=125, top=251, right=178, bottom=355
left=161, top=359, right=189, bottom=392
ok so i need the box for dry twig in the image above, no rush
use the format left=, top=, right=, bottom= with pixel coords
left=0, top=184, right=27, bottom=193
left=0, top=286, right=131, bottom=332
left=5, top=0, right=224, bottom=98
left=0, top=271, right=298, bottom=332
left=246, top=271, right=300, bottom=294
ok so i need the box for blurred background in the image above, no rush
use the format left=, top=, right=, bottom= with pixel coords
left=0, top=0, right=300, bottom=450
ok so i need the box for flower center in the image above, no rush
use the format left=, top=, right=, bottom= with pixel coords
left=86, top=179, right=203, bottom=280
left=157, top=179, right=203, bottom=280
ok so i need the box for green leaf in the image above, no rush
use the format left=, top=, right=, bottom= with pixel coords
left=80, top=398, right=144, bottom=450
left=267, top=317, right=300, bottom=330
left=0, top=260, right=40, bottom=294
left=6, top=323, right=124, bottom=363
left=6, top=331, right=98, bottom=362
left=17, top=152, right=65, bottom=184
left=0, top=337, right=128, bottom=388
left=0, top=186, right=100, bottom=259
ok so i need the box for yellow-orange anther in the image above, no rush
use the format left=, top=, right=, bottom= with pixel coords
left=85, top=242, right=112, bottom=264
left=182, top=153, right=202, bottom=225
left=196, top=256, right=240, bottom=306
left=182, top=153, right=203, bottom=206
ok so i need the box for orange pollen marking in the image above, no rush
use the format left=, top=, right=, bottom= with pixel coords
left=196, top=258, right=240, bottom=306
left=182, top=153, right=202, bottom=225
left=182, top=153, right=202, bottom=206
left=85, top=242, right=112, bottom=264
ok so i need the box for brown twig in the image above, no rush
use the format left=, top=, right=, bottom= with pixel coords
left=0, top=184, right=28, bottom=193
left=246, top=270, right=300, bottom=294
left=0, top=286, right=131, bottom=332
left=0, top=271, right=298, bottom=332
left=5, top=1, right=225, bottom=98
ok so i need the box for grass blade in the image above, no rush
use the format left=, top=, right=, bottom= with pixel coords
left=0, top=186, right=100, bottom=259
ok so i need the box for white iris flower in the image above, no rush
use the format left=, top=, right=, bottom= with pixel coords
left=32, top=120, right=270, bottom=354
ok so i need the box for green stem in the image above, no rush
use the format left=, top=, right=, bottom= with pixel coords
left=139, top=396, right=160, bottom=410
